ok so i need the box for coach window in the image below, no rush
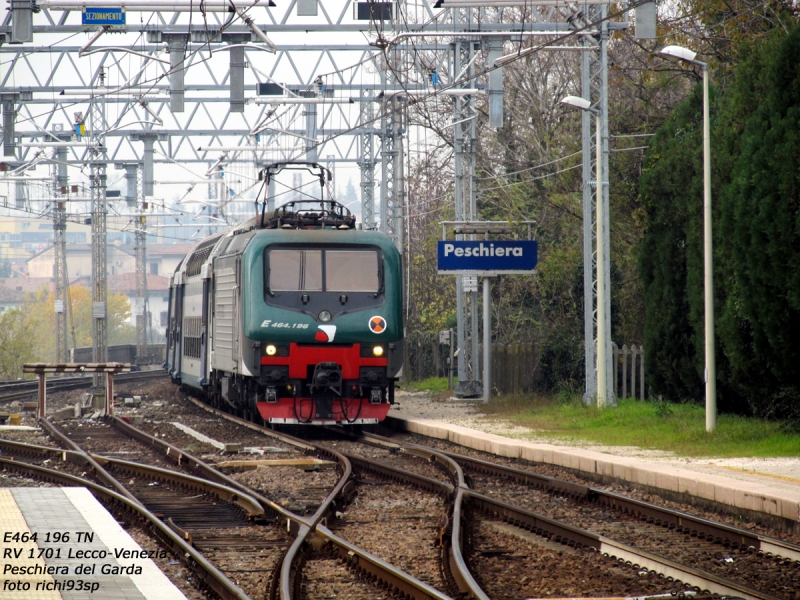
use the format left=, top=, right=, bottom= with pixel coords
left=269, top=249, right=323, bottom=291
left=326, top=250, right=379, bottom=292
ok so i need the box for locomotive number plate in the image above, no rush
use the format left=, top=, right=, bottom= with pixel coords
left=260, top=320, right=309, bottom=329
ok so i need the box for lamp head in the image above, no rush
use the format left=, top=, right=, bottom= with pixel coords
left=560, top=95, right=599, bottom=115
left=560, top=95, right=591, bottom=111
left=657, top=45, right=698, bottom=64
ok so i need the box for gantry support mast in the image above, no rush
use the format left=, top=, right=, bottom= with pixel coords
left=452, top=9, right=480, bottom=396
left=90, top=69, right=108, bottom=375
left=135, top=164, right=148, bottom=363
left=53, top=141, right=69, bottom=363
left=359, top=90, right=376, bottom=229
left=581, top=4, right=616, bottom=406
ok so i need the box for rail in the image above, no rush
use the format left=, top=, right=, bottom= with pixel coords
left=186, top=396, right=459, bottom=600
left=358, top=430, right=789, bottom=600
left=0, top=456, right=252, bottom=600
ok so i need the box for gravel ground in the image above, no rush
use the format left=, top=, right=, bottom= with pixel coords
left=469, top=520, right=681, bottom=600
left=330, top=482, right=446, bottom=590
left=301, top=553, right=393, bottom=599
left=390, top=391, right=800, bottom=488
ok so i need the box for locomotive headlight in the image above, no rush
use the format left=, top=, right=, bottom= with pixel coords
left=372, top=345, right=384, bottom=357
left=265, top=344, right=277, bottom=356
left=319, top=310, right=332, bottom=322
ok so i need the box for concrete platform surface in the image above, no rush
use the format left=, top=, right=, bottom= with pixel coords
left=0, top=487, right=186, bottom=600
left=388, top=393, right=800, bottom=525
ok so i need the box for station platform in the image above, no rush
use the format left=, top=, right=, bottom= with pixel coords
left=387, top=414, right=800, bottom=531
left=0, top=487, right=186, bottom=600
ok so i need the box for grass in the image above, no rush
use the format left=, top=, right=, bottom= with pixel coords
left=474, top=393, right=800, bottom=458
left=403, top=377, right=454, bottom=394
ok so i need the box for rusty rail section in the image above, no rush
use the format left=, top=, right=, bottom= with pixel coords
left=107, top=414, right=303, bottom=525
left=467, top=490, right=781, bottom=600
left=357, top=431, right=790, bottom=600
left=41, top=417, right=283, bottom=600
left=40, top=417, right=142, bottom=504
left=351, top=434, right=489, bottom=600
left=93, top=456, right=265, bottom=519
left=0, top=456, right=251, bottom=600
left=185, top=396, right=461, bottom=600
left=335, top=439, right=488, bottom=600
left=435, top=446, right=800, bottom=563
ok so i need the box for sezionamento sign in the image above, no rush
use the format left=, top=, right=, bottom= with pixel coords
left=437, top=240, right=537, bottom=275
left=82, top=8, right=126, bottom=25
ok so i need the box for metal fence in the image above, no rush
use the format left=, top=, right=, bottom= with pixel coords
left=406, top=331, right=646, bottom=400
left=612, top=343, right=645, bottom=400
left=406, top=332, right=444, bottom=381
left=491, top=343, right=539, bottom=394
left=405, top=332, right=539, bottom=394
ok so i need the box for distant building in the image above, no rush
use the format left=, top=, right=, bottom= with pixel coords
left=26, top=245, right=136, bottom=278
left=0, top=284, right=24, bottom=313
left=24, top=242, right=194, bottom=282
left=145, top=244, right=194, bottom=279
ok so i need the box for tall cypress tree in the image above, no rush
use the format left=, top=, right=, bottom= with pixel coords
left=720, top=23, right=800, bottom=417
left=639, top=86, right=706, bottom=402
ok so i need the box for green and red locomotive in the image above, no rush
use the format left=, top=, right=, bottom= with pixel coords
left=165, top=163, right=404, bottom=424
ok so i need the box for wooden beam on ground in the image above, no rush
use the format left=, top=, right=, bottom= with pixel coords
left=216, top=459, right=337, bottom=471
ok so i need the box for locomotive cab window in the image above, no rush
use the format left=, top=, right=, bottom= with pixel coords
left=265, top=246, right=383, bottom=317
left=269, top=250, right=323, bottom=291
left=267, top=248, right=380, bottom=294
left=325, top=251, right=379, bottom=292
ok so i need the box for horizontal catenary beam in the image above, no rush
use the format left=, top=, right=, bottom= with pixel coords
left=35, top=0, right=277, bottom=8
left=14, top=128, right=377, bottom=138
left=196, top=146, right=302, bottom=152
left=434, top=0, right=613, bottom=5
left=0, top=44, right=447, bottom=53
left=15, top=22, right=582, bottom=33
left=10, top=158, right=364, bottom=165
left=42, top=84, right=487, bottom=93
left=253, top=98, right=355, bottom=104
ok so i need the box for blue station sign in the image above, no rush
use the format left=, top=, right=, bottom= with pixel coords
left=82, top=8, right=126, bottom=26
left=437, top=240, right=538, bottom=275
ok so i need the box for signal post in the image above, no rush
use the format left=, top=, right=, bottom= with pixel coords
left=438, top=222, right=537, bottom=402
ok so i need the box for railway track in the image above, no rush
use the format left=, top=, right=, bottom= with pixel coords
left=344, top=429, right=798, bottom=600
left=185, top=397, right=453, bottom=600
left=0, top=448, right=253, bottom=600
left=1, top=387, right=452, bottom=599
left=3, top=379, right=797, bottom=599
left=454, top=449, right=800, bottom=596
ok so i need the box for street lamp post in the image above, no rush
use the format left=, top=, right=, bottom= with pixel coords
left=657, top=45, right=716, bottom=432
left=561, top=95, right=608, bottom=408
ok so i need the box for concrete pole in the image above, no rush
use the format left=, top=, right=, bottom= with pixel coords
left=595, top=113, right=607, bottom=408
left=142, top=137, right=155, bottom=196
left=55, top=144, right=69, bottom=363
left=702, top=65, right=716, bottom=432
left=580, top=46, right=596, bottom=405
left=228, top=42, right=246, bottom=113
left=267, top=177, right=275, bottom=212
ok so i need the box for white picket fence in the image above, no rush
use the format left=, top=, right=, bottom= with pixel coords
left=612, top=343, right=645, bottom=400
